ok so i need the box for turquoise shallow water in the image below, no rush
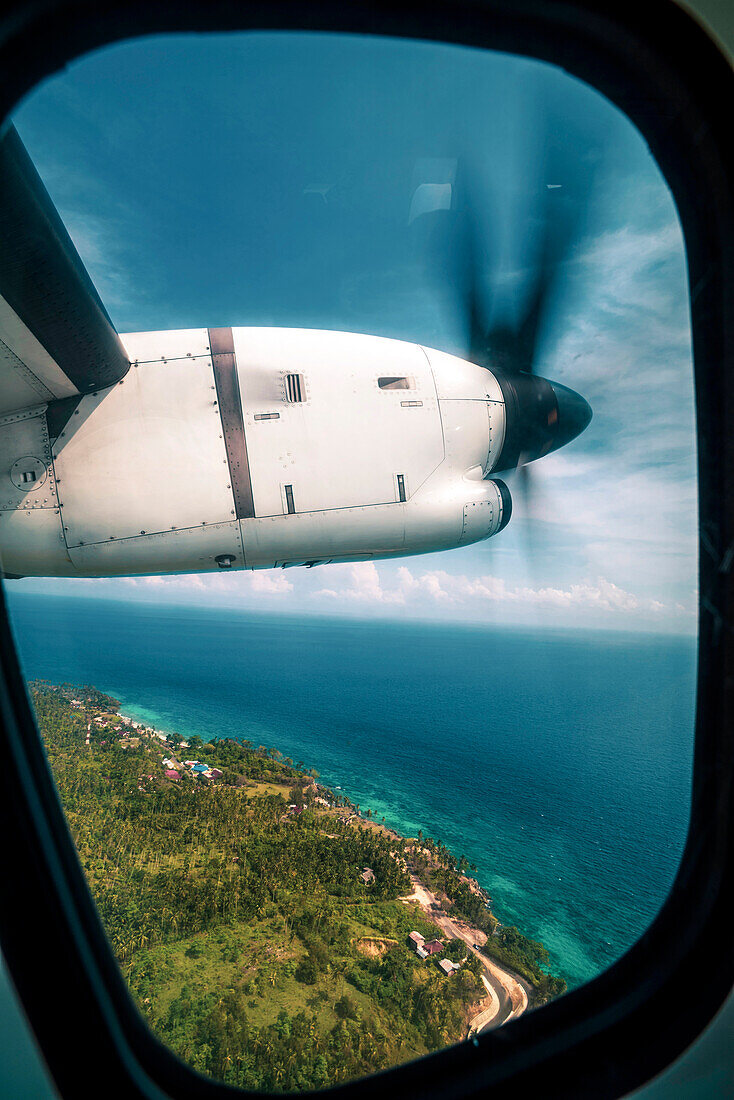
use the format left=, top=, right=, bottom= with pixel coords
left=6, top=592, right=696, bottom=989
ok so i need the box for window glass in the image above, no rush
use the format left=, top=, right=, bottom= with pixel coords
left=2, top=30, right=697, bottom=1093
left=379, top=377, right=414, bottom=390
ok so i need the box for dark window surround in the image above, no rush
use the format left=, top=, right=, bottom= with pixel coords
left=0, top=3, right=732, bottom=1100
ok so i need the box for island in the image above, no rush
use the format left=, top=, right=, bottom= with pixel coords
left=30, top=680, right=566, bottom=1092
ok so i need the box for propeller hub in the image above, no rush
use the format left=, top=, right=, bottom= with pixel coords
left=550, top=380, right=593, bottom=451
left=492, top=371, right=592, bottom=473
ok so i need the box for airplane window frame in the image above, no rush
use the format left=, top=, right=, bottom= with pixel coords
left=0, top=2, right=732, bottom=1099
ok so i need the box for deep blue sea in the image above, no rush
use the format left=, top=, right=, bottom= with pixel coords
left=6, top=592, right=697, bottom=990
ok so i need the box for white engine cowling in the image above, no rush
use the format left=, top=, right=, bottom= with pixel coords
left=0, top=327, right=511, bottom=578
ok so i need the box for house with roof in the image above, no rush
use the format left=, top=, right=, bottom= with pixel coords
left=438, top=958, right=461, bottom=976
left=422, top=939, right=444, bottom=957
left=409, top=931, right=430, bottom=958
left=164, top=769, right=180, bottom=781
left=361, top=867, right=376, bottom=885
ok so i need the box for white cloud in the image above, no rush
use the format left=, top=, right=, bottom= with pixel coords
left=108, top=569, right=294, bottom=597
left=120, top=574, right=205, bottom=590
left=62, top=211, right=138, bottom=316
left=250, top=571, right=293, bottom=595
left=316, top=562, right=405, bottom=604
left=311, top=561, right=670, bottom=618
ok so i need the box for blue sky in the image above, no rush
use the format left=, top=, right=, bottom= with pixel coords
left=10, top=32, right=697, bottom=633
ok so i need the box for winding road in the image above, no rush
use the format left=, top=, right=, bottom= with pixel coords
left=402, top=873, right=531, bottom=1033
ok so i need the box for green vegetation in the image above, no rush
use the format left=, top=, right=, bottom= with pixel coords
left=411, top=838, right=498, bottom=933
left=32, top=682, right=510, bottom=1091
left=483, top=926, right=566, bottom=1002
left=445, top=938, right=468, bottom=963
left=409, top=836, right=566, bottom=998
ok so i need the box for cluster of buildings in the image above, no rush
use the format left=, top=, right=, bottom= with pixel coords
left=409, top=930, right=443, bottom=959
left=162, top=757, right=223, bottom=782
left=408, top=931, right=463, bottom=976
left=70, top=696, right=190, bottom=748
left=71, top=698, right=183, bottom=747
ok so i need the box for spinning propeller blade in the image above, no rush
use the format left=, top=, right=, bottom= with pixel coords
left=438, top=143, right=593, bottom=538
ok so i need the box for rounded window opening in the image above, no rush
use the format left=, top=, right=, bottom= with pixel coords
left=2, top=27, right=697, bottom=1094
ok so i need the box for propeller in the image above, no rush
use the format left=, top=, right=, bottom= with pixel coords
left=426, top=143, right=593, bottom=536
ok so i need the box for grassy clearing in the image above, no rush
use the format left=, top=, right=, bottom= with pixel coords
left=242, top=779, right=292, bottom=799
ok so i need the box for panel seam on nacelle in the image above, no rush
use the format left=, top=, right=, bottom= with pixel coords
left=128, top=354, right=213, bottom=366
left=48, top=417, right=74, bottom=565
left=0, top=334, right=57, bottom=404
left=208, top=327, right=255, bottom=522
left=63, top=520, right=239, bottom=548
left=0, top=403, right=49, bottom=427
left=247, top=499, right=418, bottom=521
left=381, top=342, right=445, bottom=500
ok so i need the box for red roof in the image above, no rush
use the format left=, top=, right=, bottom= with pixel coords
left=423, top=939, right=444, bottom=955
left=164, top=769, right=180, bottom=780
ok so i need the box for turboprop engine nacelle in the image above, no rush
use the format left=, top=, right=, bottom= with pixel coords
left=0, top=327, right=513, bottom=579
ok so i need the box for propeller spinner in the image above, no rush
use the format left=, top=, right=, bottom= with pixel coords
left=492, top=371, right=592, bottom=474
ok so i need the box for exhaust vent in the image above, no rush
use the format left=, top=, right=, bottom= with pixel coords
left=285, top=373, right=305, bottom=403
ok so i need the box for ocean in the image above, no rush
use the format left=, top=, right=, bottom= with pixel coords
left=5, top=591, right=696, bottom=990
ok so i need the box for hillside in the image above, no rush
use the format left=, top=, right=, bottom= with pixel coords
left=32, top=681, right=504, bottom=1090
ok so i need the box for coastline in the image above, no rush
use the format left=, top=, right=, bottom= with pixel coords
left=13, top=594, right=696, bottom=998
left=116, top=706, right=186, bottom=745
left=399, top=870, right=530, bottom=1032
left=114, top=704, right=528, bottom=998
left=93, top=688, right=552, bottom=1030
left=125, top=713, right=531, bottom=1032
left=341, top=812, right=532, bottom=1031
left=41, top=682, right=562, bottom=1045
left=116, top=702, right=535, bottom=1012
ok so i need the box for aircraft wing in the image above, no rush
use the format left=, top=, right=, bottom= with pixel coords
left=0, top=124, right=130, bottom=419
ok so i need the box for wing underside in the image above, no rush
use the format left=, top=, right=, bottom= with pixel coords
left=0, top=124, right=129, bottom=419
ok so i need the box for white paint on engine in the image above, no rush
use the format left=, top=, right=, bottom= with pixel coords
left=232, top=327, right=444, bottom=516
left=0, top=327, right=510, bottom=578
